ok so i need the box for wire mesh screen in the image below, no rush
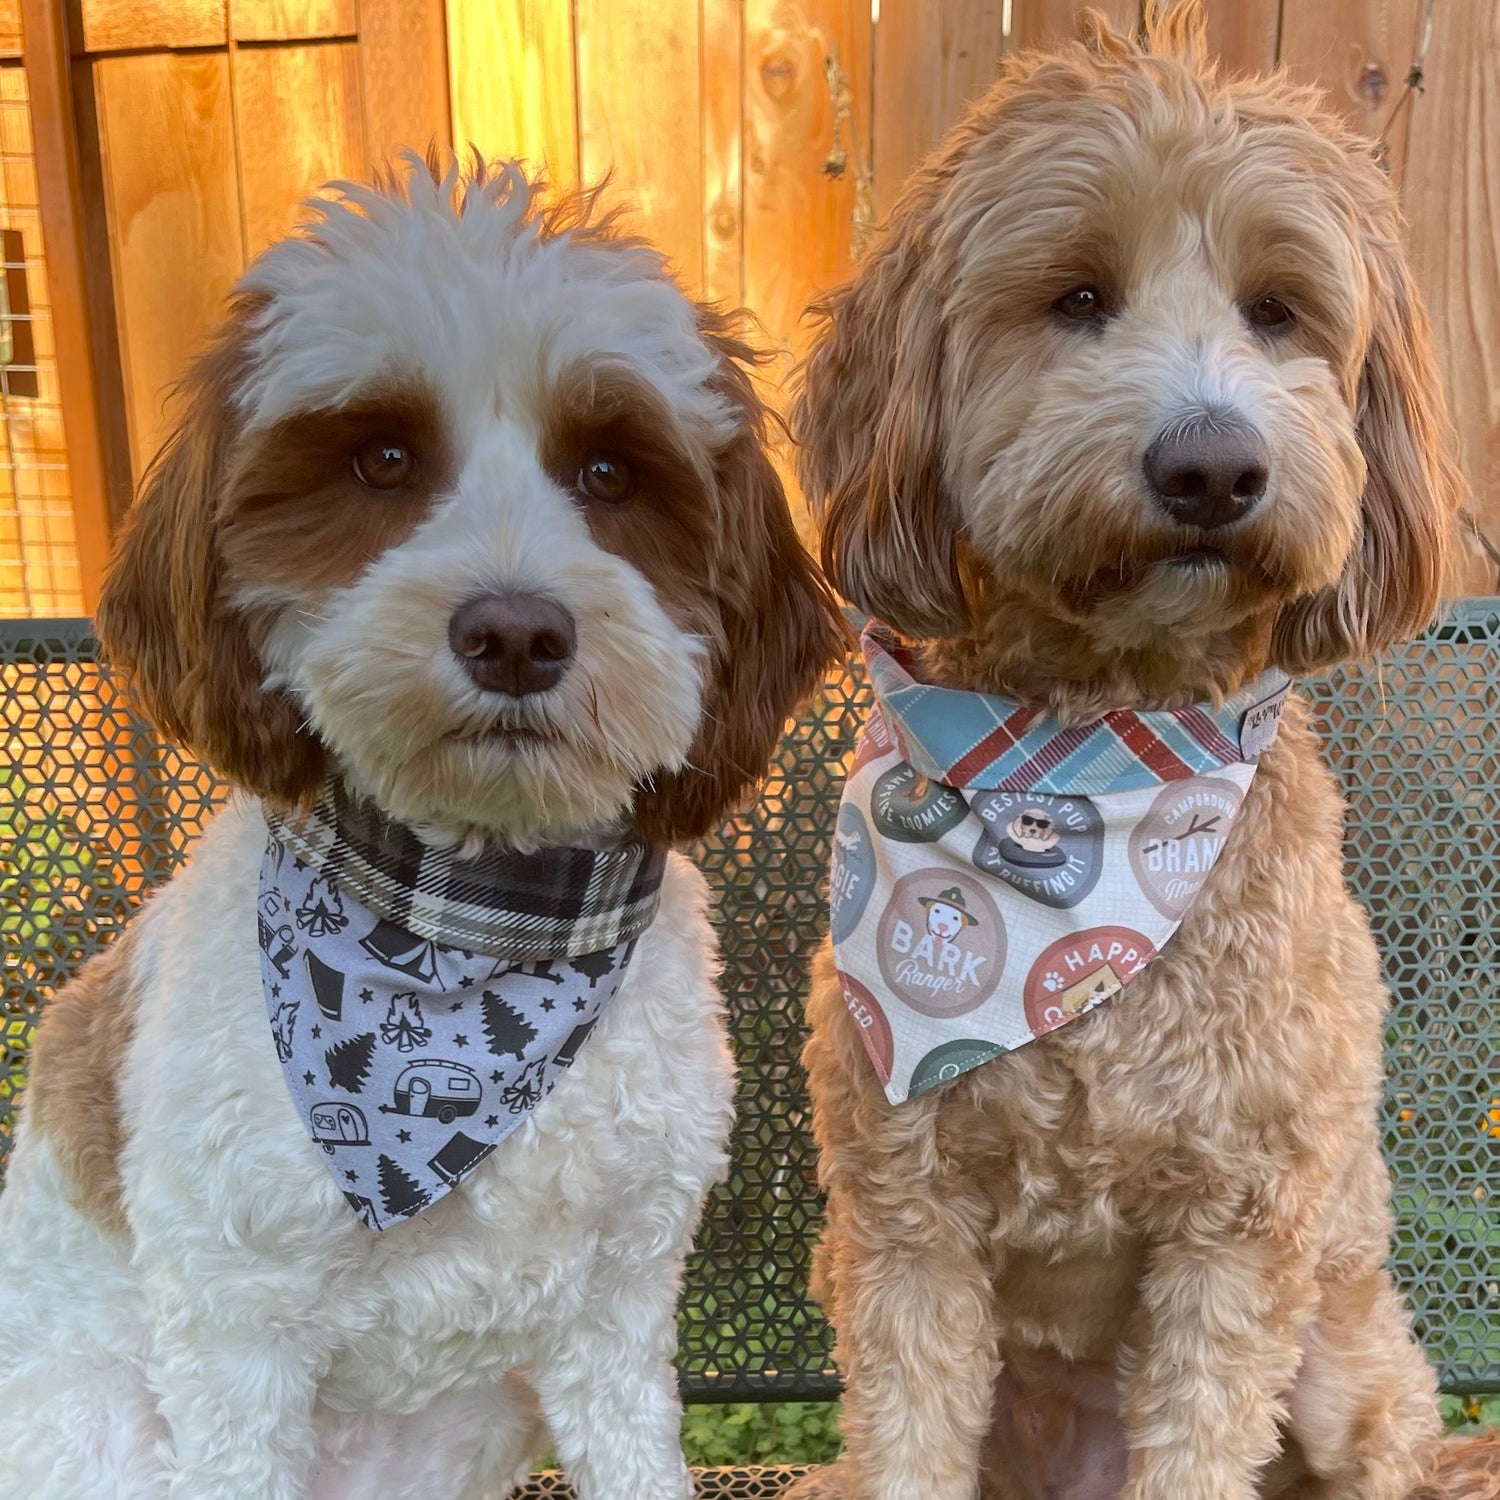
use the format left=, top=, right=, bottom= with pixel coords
left=2, top=610, right=1497, bottom=1395
left=0, top=61, right=85, bottom=617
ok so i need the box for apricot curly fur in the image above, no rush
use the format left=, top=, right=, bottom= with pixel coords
left=789, top=5, right=1486, bottom=1499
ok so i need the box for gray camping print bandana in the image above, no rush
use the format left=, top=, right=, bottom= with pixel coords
left=258, top=786, right=663, bottom=1230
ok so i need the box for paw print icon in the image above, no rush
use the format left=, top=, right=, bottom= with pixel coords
left=1042, top=971, right=1065, bottom=992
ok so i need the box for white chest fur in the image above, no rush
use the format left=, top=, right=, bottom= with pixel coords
left=0, top=798, right=735, bottom=1500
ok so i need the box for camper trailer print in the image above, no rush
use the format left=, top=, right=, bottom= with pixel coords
left=309, top=1101, right=370, bottom=1154
left=382, top=1060, right=483, bottom=1123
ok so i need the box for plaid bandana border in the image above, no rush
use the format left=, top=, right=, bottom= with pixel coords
left=265, top=781, right=666, bottom=961
left=863, top=624, right=1291, bottom=796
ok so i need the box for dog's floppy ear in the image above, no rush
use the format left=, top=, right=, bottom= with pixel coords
left=632, top=320, right=846, bottom=846
left=96, top=304, right=326, bottom=803
left=1271, top=211, right=1462, bottom=675
left=793, top=167, right=966, bottom=641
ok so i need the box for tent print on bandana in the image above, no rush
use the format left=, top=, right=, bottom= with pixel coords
left=360, top=918, right=463, bottom=986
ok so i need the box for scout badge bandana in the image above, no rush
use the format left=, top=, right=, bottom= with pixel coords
left=831, top=624, right=1291, bottom=1104
left=258, top=780, right=665, bottom=1229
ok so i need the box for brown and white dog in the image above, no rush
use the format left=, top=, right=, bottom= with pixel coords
left=0, top=158, right=840, bottom=1500
left=789, top=9, right=1499, bottom=1500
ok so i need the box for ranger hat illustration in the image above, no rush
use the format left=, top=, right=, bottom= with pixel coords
left=917, top=886, right=980, bottom=929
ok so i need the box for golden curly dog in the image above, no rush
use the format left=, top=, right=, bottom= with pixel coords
left=787, top=8, right=1500, bottom=1500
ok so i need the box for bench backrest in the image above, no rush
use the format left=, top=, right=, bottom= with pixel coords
left=2, top=611, right=1496, bottom=1397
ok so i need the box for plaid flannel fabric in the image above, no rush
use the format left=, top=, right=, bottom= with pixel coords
left=863, top=623, right=1291, bottom=795
left=265, top=780, right=665, bottom=960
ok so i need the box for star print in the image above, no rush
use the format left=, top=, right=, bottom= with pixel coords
left=359, top=987, right=374, bottom=1003
left=573, top=998, right=587, bottom=1011
left=396, top=1129, right=412, bottom=1143
left=310, top=1024, right=322, bottom=1039
left=491, top=1070, right=504, bottom=1084
left=453, top=1034, right=468, bottom=1048
left=270, top=982, right=281, bottom=998
left=485, top=1114, right=499, bottom=1128
left=458, top=976, right=475, bottom=988
left=450, top=1001, right=464, bottom=1013
left=292, top=857, right=307, bottom=871
left=344, top=1169, right=358, bottom=1183
left=540, top=997, right=556, bottom=1012
left=303, top=1070, right=316, bottom=1085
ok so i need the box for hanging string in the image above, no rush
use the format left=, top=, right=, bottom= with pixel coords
left=1374, top=0, right=1437, bottom=175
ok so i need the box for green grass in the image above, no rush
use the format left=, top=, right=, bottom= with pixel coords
left=681, top=1402, right=841, bottom=1467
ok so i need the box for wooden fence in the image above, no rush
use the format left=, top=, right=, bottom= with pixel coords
left=5, top=0, right=1499, bottom=603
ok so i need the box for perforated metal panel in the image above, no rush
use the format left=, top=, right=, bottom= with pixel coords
left=2, top=610, right=1497, bottom=1395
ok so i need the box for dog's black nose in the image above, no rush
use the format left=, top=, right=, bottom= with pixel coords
left=448, top=593, right=576, bottom=697
left=1144, top=418, right=1270, bottom=530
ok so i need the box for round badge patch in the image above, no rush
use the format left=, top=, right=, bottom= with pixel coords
left=838, top=971, right=893, bottom=1084
left=1128, top=777, right=1243, bottom=919
left=830, top=802, right=876, bottom=945
left=875, top=868, right=1006, bottom=1018
left=1023, top=926, right=1155, bottom=1037
left=908, top=1037, right=1007, bottom=1099
left=870, top=764, right=968, bottom=843
left=969, top=791, right=1105, bottom=909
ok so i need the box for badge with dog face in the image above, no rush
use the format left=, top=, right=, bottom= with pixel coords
left=875, top=868, right=1006, bottom=1018
left=1128, top=778, right=1244, bottom=919
left=970, top=791, right=1105, bottom=909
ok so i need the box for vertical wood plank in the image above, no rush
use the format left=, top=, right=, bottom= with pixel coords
left=358, top=0, right=450, bottom=165
left=232, top=40, right=365, bottom=260
left=872, top=0, right=1006, bottom=218
left=19, top=0, right=116, bottom=605
left=1277, top=0, right=1421, bottom=177
left=92, top=50, right=242, bottom=477
left=1204, top=0, right=1279, bottom=76
left=1009, top=0, right=1139, bottom=56
left=1401, top=0, right=1500, bottom=589
left=702, top=0, right=744, bottom=309
left=743, top=0, right=872, bottom=356
left=447, top=0, right=577, bottom=185
left=231, top=0, right=355, bottom=42
left=577, top=0, right=703, bottom=290
left=740, top=0, right=870, bottom=536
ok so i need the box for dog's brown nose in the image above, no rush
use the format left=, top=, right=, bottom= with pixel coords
left=1144, top=419, right=1269, bottom=530
left=448, top=593, right=576, bottom=697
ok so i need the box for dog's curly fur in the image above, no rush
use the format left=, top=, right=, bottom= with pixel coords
left=0, top=158, right=842, bottom=1500
left=788, top=8, right=1497, bottom=1499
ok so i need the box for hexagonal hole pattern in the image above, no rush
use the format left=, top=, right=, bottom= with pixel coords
left=2, top=614, right=1497, bottom=1396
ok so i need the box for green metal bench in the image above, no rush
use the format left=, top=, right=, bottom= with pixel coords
left=3, top=608, right=1497, bottom=1494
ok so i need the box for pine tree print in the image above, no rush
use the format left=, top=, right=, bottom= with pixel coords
left=376, top=1153, right=426, bottom=1219
left=481, top=989, right=538, bottom=1059
left=569, top=948, right=617, bottom=988
left=325, top=1031, right=376, bottom=1093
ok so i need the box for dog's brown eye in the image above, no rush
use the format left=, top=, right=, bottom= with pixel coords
left=1054, top=287, right=1108, bottom=322
left=577, top=455, right=634, bottom=504
left=1245, top=295, right=1294, bottom=330
left=352, top=439, right=414, bottom=490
